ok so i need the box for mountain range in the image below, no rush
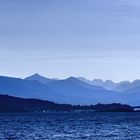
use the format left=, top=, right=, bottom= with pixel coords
left=78, top=77, right=131, bottom=90
left=0, top=74, right=140, bottom=105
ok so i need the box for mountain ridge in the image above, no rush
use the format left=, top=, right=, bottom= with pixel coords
left=0, top=74, right=140, bottom=105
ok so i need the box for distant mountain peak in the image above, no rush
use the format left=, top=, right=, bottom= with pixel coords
left=133, top=79, right=140, bottom=84
left=66, top=77, right=78, bottom=81
left=25, top=73, right=46, bottom=79
left=32, top=73, right=40, bottom=76
left=105, top=80, right=114, bottom=84
left=25, top=73, right=55, bottom=84
left=66, top=77, right=91, bottom=84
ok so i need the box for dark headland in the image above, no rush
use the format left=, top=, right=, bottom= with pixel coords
left=0, top=94, right=134, bottom=113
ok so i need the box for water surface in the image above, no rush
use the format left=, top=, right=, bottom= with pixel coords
left=0, top=112, right=140, bottom=140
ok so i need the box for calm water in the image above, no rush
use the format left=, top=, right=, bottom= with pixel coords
left=0, top=112, right=140, bottom=140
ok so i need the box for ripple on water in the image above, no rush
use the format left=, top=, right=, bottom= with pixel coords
left=0, top=112, right=140, bottom=140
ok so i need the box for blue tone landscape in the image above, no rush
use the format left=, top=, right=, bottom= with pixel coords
left=1, top=0, right=140, bottom=139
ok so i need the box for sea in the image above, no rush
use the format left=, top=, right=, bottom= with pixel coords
left=0, top=112, right=140, bottom=140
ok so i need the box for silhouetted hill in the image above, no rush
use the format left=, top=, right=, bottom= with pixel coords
left=0, top=94, right=134, bottom=112
left=94, top=103, right=133, bottom=112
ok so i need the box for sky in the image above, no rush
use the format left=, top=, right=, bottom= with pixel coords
left=1, top=0, right=140, bottom=81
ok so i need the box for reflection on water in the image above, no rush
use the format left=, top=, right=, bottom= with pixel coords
left=0, top=112, right=140, bottom=140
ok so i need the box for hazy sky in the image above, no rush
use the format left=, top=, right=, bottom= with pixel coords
left=1, top=0, right=140, bottom=81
